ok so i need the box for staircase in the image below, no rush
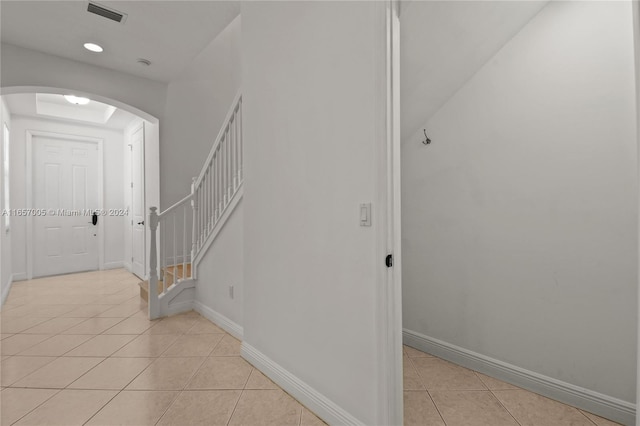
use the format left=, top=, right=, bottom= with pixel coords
left=138, top=263, right=192, bottom=302
left=143, top=91, right=243, bottom=319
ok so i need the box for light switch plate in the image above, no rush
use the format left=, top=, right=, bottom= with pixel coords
left=360, top=203, right=371, bottom=227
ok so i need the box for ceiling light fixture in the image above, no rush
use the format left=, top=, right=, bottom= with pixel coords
left=64, top=95, right=91, bottom=105
left=84, top=42, right=104, bottom=53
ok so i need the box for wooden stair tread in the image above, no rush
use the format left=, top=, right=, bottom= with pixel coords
left=163, top=263, right=192, bottom=279
left=139, top=264, right=192, bottom=303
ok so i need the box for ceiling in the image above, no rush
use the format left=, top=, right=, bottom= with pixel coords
left=401, top=1, right=549, bottom=141
left=0, top=1, right=240, bottom=83
left=3, top=93, right=139, bottom=130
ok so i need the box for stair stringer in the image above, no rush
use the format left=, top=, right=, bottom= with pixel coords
left=158, top=278, right=196, bottom=316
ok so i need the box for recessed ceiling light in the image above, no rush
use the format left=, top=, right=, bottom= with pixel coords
left=64, top=95, right=91, bottom=105
left=84, top=42, right=103, bottom=53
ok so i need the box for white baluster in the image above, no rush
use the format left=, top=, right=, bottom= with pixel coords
left=218, top=145, right=223, bottom=217
left=227, top=124, right=232, bottom=201
left=231, top=115, right=237, bottom=191
left=222, top=130, right=227, bottom=206
left=183, top=205, right=187, bottom=278
left=191, top=177, right=197, bottom=265
left=172, top=212, right=177, bottom=287
left=238, top=99, right=243, bottom=182
left=148, top=207, right=159, bottom=319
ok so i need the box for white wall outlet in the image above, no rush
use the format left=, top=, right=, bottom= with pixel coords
left=228, top=285, right=234, bottom=299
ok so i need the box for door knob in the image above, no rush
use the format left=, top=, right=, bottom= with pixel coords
left=138, top=221, right=145, bottom=225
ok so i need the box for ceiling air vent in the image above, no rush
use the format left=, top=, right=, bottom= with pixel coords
left=87, top=2, right=127, bottom=24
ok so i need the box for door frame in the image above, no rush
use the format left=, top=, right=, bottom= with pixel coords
left=25, top=130, right=105, bottom=279
left=128, top=121, right=146, bottom=279
left=376, top=0, right=403, bottom=424
left=633, top=1, right=640, bottom=424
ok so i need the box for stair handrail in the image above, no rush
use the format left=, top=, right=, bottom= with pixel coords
left=194, top=89, right=242, bottom=189
left=157, top=192, right=193, bottom=218
left=148, top=89, right=243, bottom=320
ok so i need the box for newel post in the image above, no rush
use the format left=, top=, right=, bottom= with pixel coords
left=148, top=206, right=160, bottom=319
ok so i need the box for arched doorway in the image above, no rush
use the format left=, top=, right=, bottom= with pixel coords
left=0, top=86, right=159, bottom=283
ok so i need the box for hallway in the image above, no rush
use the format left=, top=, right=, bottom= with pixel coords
left=0, top=270, right=324, bottom=425
left=0, top=269, right=624, bottom=426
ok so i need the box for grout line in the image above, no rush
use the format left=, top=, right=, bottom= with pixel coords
left=425, top=390, right=448, bottom=425
left=80, top=389, right=122, bottom=425
left=488, top=388, right=523, bottom=426
left=7, top=387, right=64, bottom=425
left=227, top=389, right=245, bottom=426
left=298, top=399, right=304, bottom=426
left=404, top=347, right=448, bottom=425
left=152, top=388, right=185, bottom=426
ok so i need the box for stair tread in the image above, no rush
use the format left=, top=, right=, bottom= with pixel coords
left=139, top=280, right=165, bottom=294
left=163, top=263, right=192, bottom=279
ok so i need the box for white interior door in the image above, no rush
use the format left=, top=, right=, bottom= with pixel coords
left=33, top=136, right=99, bottom=277
left=131, top=125, right=146, bottom=279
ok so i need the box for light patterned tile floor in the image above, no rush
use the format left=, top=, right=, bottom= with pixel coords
left=0, top=269, right=623, bottom=426
left=0, top=269, right=326, bottom=426
left=402, top=345, right=623, bottom=426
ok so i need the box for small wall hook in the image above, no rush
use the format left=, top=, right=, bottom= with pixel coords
left=422, top=129, right=432, bottom=145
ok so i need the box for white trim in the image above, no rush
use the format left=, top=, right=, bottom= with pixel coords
left=632, top=2, right=640, bottom=425
left=0, top=86, right=159, bottom=125
left=129, top=122, right=146, bottom=280
left=403, top=329, right=635, bottom=426
left=194, top=301, right=243, bottom=340
left=165, top=299, right=194, bottom=317
left=241, top=342, right=365, bottom=426
left=12, top=272, right=27, bottom=282
left=192, top=185, right=243, bottom=278
left=25, top=130, right=105, bottom=279
left=1, top=273, right=14, bottom=306
left=102, top=261, right=124, bottom=270
left=375, top=1, right=403, bottom=424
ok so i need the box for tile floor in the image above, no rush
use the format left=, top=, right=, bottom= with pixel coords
left=0, top=269, right=623, bottom=426
left=403, top=345, right=622, bottom=426
left=0, top=269, right=324, bottom=425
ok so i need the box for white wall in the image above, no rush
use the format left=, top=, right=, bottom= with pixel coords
left=1, top=99, right=12, bottom=304
left=159, top=16, right=243, bottom=322
left=161, top=16, right=242, bottom=208
left=241, top=2, right=388, bottom=423
left=196, top=200, right=243, bottom=328
left=10, top=116, right=127, bottom=278
left=402, top=0, right=637, bottom=407
left=1, top=44, right=167, bottom=122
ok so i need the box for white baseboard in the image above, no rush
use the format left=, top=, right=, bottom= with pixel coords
left=12, top=272, right=27, bottom=282
left=403, top=329, right=635, bottom=426
left=102, top=261, right=124, bottom=270
left=241, top=342, right=365, bottom=426
left=1, top=273, right=14, bottom=307
left=165, top=300, right=194, bottom=317
left=193, top=301, right=243, bottom=340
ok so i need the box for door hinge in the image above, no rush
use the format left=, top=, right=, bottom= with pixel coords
left=130, top=182, right=133, bottom=188
left=385, top=254, right=393, bottom=268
